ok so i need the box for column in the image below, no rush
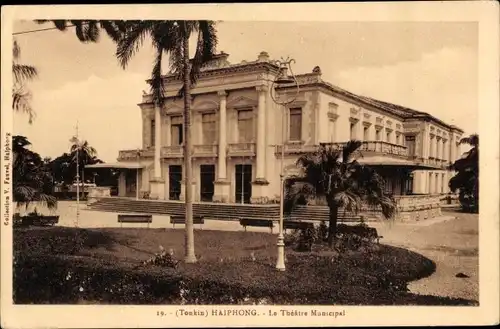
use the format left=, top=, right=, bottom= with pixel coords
left=255, top=85, right=267, bottom=181
left=214, top=90, right=230, bottom=203
left=154, top=105, right=162, bottom=177
left=118, top=171, right=126, bottom=197
left=165, top=116, right=171, bottom=147
left=251, top=85, right=270, bottom=203
left=149, top=104, right=165, bottom=199
left=217, top=91, right=227, bottom=180
left=436, top=136, right=442, bottom=160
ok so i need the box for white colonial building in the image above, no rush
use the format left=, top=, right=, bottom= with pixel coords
left=90, top=51, right=463, bottom=218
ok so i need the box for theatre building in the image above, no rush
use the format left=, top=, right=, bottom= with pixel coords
left=88, top=51, right=463, bottom=221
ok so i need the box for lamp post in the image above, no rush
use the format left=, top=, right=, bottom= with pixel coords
left=270, top=57, right=299, bottom=272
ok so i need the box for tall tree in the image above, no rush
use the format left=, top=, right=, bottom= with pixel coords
left=116, top=20, right=218, bottom=263
left=13, top=135, right=56, bottom=210
left=448, top=134, right=479, bottom=213
left=12, top=40, right=38, bottom=124
left=286, top=141, right=397, bottom=247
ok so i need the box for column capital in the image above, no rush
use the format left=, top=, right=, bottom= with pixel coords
left=256, top=84, right=268, bottom=93
left=217, top=90, right=227, bottom=98
left=436, top=136, right=442, bottom=141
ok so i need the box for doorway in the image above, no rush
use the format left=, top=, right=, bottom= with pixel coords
left=200, top=165, right=215, bottom=202
left=169, top=165, right=182, bottom=200
left=235, top=164, right=252, bottom=204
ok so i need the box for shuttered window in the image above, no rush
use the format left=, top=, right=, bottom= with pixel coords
left=237, top=109, right=254, bottom=142
left=202, top=113, right=216, bottom=144
left=289, top=108, right=302, bottom=141
left=171, top=116, right=183, bottom=146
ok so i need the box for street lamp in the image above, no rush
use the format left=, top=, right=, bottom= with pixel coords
left=270, top=57, right=300, bottom=272
left=136, top=148, right=141, bottom=200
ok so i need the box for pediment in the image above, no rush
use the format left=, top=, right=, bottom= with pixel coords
left=192, top=100, right=219, bottom=112
left=227, top=95, right=258, bottom=109
left=163, top=105, right=184, bottom=115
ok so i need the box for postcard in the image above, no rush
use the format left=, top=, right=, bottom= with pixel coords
left=1, top=2, right=499, bottom=328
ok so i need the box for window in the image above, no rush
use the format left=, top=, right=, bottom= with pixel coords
left=375, top=129, right=381, bottom=141
left=150, top=119, right=156, bottom=147
left=289, top=108, right=302, bottom=141
left=171, top=116, right=183, bottom=146
left=363, top=126, right=369, bottom=141
left=429, top=136, right=435, bottom=158
left=386, top=131, right=391, bottom=143
left=202, top=113, right=216, bottom=144
left=405, top=135, right=416, bottom=157
left=237, top=109, right=254, bottom=142
left=396, top=134, right=400, bottom=145
left=441, top=173, right=445, bottom=193
left=350, top=122, right=356, bottom=140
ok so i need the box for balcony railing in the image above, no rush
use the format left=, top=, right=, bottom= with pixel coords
left=275, top=141, right=408, bottom=157
left=193, top=144, right=218, bottom=157
left=275, top=142, right=318, bottom=154
left=162, top=146, right=183, bottom=158
left=227, top=142, right=256, bottom=157
left=118, top=149, right=153, bottom=160
left=360, top=141, right=408, bottom=157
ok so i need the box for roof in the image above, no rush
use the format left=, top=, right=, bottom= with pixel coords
left=86, top=162, right=145, bottom=169
left=146, top=51, right=463, bottom=133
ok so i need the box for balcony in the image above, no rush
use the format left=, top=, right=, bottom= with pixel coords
left=360, top=141, right=408, bottom=157
left=162, top=146, right=183, bottom=158
left=275, top=141, right=408, bottom=158
left=275, top=142, right=318, bottom=155
left=227, top=143, right=256, bottom=157
left=193, top=144, right=218, bottom=158
left=118, top=149, right=153, bottom=160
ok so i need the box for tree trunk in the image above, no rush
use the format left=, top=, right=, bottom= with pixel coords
left=182, top=24, right=197, bottom=263
left=327, top=202, right=339, bottom=248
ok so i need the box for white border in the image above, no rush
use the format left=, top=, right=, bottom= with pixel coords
left=1, top=2, right=499, bottom=328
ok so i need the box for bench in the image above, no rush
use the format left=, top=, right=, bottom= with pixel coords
left=170, top=216, right=205, bottom=229
left=284, top=220, right=314, bottom=232
left=240, top=218, right=275, bottom=233
left=117, top=214, right=153, bottom=228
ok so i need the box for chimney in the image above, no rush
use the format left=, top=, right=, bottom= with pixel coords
left=257, top=51, right=270, bottom=62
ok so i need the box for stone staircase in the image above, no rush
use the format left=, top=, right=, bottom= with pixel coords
left=87, top=197, right=371, bottom=223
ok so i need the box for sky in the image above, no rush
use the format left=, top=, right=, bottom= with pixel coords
left=12, top=20, right=478, bottom=162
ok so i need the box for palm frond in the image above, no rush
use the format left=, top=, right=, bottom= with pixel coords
left=13, top=40, right=21, bottom=59
left=342, top=139, right=362, bottom=163
left=12, top=86, right=36, bottom=124
left=13, top=63, right=38, bottom=83
left=116, top=21, right=154, bottom=69
left=460, top=134, right=479, bottom=147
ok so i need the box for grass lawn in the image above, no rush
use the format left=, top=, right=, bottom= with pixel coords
left=13, top=226, right=477, bottom=305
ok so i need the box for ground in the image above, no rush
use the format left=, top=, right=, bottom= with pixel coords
left=14, top=202, right=479, bottom=304
left=371, top=209, right=478, bottom=301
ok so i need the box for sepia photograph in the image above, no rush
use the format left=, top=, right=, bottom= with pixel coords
left=1, top=3, right=498, bottom=328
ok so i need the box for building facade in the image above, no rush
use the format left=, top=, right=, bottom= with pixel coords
left=108, top=51, right=463, bottom=206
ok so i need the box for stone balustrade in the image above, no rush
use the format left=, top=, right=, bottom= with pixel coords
left=193, top=144, right=218, bottom=157
left=227, top=142, right=256, bottom=157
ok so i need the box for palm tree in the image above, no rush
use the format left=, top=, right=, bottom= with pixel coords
left=70, top=140, right=97, bottom=198
left=116, top=20, right=218, bottom=263
left=285, top=140, right=397, bottom=247
left=13, top=135, right=57, bottom=210
left=448, top=134, right=479, bottom=213
left=35, top=20, right=128, bottom=43
left=12, top=40, right=38, bottom=124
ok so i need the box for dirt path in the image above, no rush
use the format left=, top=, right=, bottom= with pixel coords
left=371, top=211, right=479, bottom=302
